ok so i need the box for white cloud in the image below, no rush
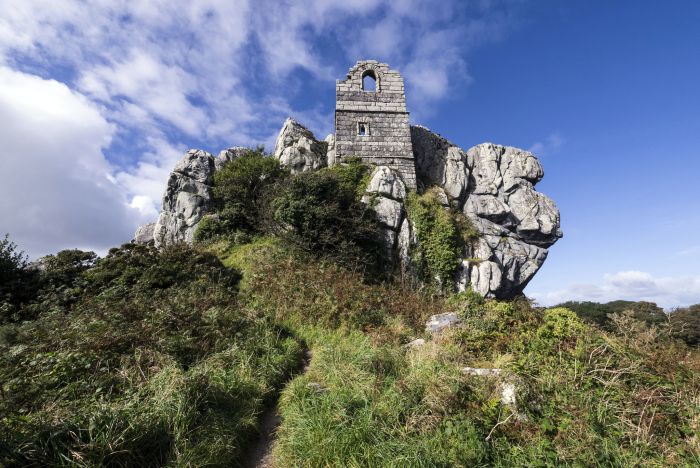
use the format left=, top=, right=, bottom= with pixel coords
left=529, top=133, right=564, bottom=156
left=114, top=136, right=186, bottom=221
left=0, top=66, right=147, bottom=258
left=402, top=27, right=469, bottom=112
left=0, top=0, right=519, bottom=256
left=530, top=270, right=700, bottom=310
left=79, top=50, right=208, bottom=136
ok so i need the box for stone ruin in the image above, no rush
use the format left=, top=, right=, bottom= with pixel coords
left=138, top=60, right=563, bottom=299
left=334, top=60, right=416, bottom=190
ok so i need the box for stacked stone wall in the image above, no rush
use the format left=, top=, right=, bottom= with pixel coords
left=335, top=60, right=416, bottom=189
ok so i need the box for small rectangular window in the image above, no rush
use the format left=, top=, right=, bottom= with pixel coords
left=357, top=122, right=369, bottom=136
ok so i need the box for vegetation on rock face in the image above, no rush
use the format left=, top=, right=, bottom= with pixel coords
left=200, top=154, right=384, bottom=276
left=404, top=189, right=466, bottom=289
left=195, top=147, right=288, bottom=241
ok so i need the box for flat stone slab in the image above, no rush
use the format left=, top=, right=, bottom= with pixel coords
left=425, top=312, right=461, bottom=334
left=462, top=367, right=502, bottom=377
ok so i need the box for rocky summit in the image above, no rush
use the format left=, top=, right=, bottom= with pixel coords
left=137, top=60, right=562, bottom=298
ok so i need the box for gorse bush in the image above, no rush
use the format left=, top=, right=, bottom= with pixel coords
left=198, top=147, right=288, bottom=240
left=271, top=160, right=386, bottom=275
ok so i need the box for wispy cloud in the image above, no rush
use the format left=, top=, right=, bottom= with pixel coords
left=529, top=133, right=564, bottom=156
left=675, top=245, right=700, bottom=257
left=530, top=270, right=700, bottom=310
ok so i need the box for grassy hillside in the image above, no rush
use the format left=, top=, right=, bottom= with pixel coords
left=225, top=239, right=700, bottom=466
left=2, top=153, right=700, bottom=466
left=2, top=237, right=700, bottom=466
left=0, top=243, right=304, bottom=466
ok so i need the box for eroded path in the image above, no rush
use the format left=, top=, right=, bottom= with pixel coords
left=244, top=349, right=312, bottom=468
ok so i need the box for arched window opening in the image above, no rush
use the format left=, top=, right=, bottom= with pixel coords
left=362, top=70, right=377, bottom=92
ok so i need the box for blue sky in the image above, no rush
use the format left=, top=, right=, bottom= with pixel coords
left=1, top=0, right=698, bottom=307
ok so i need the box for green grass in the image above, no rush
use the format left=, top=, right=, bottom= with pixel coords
left=273, top=326, right=480, bottom=467
left=3, top=237, right=700, bottom=466
left=228, top=243, right=700, bottom=467
left=0, top=243, right=304, bottom=466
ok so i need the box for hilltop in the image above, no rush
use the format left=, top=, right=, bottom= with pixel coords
left=1, top=148, right=699, bottom=466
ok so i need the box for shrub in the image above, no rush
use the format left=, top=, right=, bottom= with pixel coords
left=555, top=300, right=667, bottom=330
left=330, top=156, right=372, bottom=197
left=229, top=237, right=444, bottom=331
left=270, top=161, right=386, bottom=275
left=0, top=235, right=43, bottom=323
left=0, top=242, right=303, bottom=466
left=210, top=147, right=289, bottom=236
left=83, top=242, right=240, bottom=294
left=670, top=304, right=700, bottom=346
left=10, top=249, right=99, bottom=322
left=0, top=234, right=27, bottom=286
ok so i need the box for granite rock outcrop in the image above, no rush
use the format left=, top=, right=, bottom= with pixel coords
left=144, top=117, right=561, bottom=299
left=272, top=118, right=328, bottom=174
left=410, top=126, right=561, bottom=298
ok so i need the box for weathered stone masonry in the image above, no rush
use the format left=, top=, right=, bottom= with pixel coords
left=335, top=60, right=417, bottom=189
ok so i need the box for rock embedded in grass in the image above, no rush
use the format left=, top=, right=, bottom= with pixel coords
left=425, top=312, right=462, bottom=334
left=462, top=367, right=520, bottom=410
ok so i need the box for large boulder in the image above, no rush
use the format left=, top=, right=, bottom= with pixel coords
left=458, top=143, right=561, bottom=298
left=153, top=150, right=217, bottom=248
left=133, top=222, right=155, bottom=244
left=215, top=146, right=247, bottom=171
left=152, top=148, right=242, bottom=248
left=464, top=143, right=562, bottom=245
left=273, top=118, right=328, bottom=173
left=325, top=134, right=336, bottom=166
left=411, top=127, right=562, bottom=299
left=411, top=125, right=469, bottom=203
left=362, top=166, right=408, bottom=257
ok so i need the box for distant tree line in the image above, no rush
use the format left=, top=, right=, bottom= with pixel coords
left=556, top=299, right=700, bottom=347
